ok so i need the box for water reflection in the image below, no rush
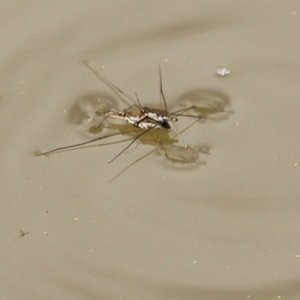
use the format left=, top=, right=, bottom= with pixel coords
left=172, top=89, right=232, bottom=120
left=69, top=93, right=118, bottom=134
left=156, top=144, right=210, bottom=166
left=64, top=88, right=230, bottom=168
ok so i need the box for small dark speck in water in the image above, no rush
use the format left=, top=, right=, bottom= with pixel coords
left=19, top=230, right=29, bottom=237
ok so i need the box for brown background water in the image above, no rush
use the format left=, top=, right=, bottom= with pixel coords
left=1, top=1, right=300, bottom=299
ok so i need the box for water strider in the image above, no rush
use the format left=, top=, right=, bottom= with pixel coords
left=36, top=62, right=204, bottom=164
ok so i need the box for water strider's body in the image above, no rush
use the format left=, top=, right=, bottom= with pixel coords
left=36, top=62, right=200, bottom=162
left=104, top=106, right=178, bottom=130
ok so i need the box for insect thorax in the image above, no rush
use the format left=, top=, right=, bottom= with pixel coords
left=121, top=106, right=177, bottom=130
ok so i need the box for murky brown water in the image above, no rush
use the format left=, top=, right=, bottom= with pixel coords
left=1, top=1, right=300, bottom=299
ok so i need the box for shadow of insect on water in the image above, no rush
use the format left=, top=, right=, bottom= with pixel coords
left=35, top=62, right=231, bottom=180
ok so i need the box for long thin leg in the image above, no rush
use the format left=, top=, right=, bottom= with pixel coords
left=159, top=65, right=168, bottom=111
left=35, top=129, right=142, bottom=156
left=108, top=129, right=153, bottom=164
left=121, top=103, right=141, bottom=116
left=93, top=112, right=110, bottom=129
left=153, top=132, right=169, bottom=159
left=111, top=119, right=200, bottom=180
left=171, top=106, right=197, bottom=114
left=169, top=121, right=187, bottom=147
left=85, top=62, right=138, bottom=108
left=96, top=107, right=139, bottom=129
left=134, top=92, right=142, bottom=108
left=109, top=147, right=157, bottom=182
left=171, top=106, right=202, bottom=118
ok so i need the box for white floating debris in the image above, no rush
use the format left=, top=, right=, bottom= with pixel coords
left=216, top=67, right=231, bottom=77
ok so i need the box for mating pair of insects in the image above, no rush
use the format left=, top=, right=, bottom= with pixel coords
left=36, top=63, right=202, bottom=164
